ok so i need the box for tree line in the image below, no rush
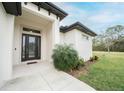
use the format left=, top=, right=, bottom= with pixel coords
left=93, top=25, right=124, bottom=52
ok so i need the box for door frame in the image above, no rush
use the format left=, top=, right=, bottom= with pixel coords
left=21, top=33, right=41, bottom=62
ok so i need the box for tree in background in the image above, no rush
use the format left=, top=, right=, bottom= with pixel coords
left=114, top=25, right=124, bottom=39
left=93, top=25, right=124, bottom=52
left=104, top=27, right=116, bottom=52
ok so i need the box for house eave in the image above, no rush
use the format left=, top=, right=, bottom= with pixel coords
left=60, top=22, right=97, bottom=37
left=32, top=2, right=68, bottom=21
left=2, top=2, right=68, bottom=20
left=2, top=2, right=22, bottom=16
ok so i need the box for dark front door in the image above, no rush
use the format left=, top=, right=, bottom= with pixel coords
left=21, top=34, right=41, bottom=61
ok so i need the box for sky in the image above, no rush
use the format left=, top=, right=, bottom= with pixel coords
left=53, top=2, right=124, bottom=34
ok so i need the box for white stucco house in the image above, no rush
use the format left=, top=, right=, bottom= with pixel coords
left=0, top=2, right=96, bottom=87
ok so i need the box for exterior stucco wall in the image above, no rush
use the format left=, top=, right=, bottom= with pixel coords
left=60, top=32, right=64, bottom=44
left=75, top=29, right=93, bottom=61
left=46, top=20, right=60, bottom=62
left=60, top=29, right=77, bottom=49
left=60, top=29, right=93, bottom=61
left=0, top=3, right=15, bottom=87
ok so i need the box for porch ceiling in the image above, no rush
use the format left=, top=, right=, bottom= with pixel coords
left=16, top=10, right=52, bottom=26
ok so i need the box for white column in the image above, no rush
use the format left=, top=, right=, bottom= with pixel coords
left=0, top=3, right=15, bottom=86
left=46, top=18, right=60, bottom=62
left=52, top=19, right=60, bottom=48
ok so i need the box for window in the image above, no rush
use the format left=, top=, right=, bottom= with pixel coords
left=82, top=34, right=89, bottom=40
left=23, top=27, right=41, bottom=34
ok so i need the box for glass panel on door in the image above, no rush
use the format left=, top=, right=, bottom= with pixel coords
left=22, top=35, right=26, bottom=59
left=28, top=36, right=36, bottom=58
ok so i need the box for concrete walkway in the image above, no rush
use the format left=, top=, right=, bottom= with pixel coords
left=0, top=62, right=95, bottom=91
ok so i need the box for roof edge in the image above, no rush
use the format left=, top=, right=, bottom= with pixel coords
left=60, top=22, right=97, bottom=36
left=2, top=2, right=22, bottom=16
left=32, top=2, right=68, bottom=20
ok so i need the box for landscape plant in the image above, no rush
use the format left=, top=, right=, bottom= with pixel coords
left=52, top=44, right=79, bottom=71
left=74, top=58, right=85, bottom=70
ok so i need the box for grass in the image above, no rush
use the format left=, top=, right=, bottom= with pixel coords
left=79, top=51, right=124, bottom=91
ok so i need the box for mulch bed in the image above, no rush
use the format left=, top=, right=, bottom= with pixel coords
left=67, top=61, right=96, bottom=78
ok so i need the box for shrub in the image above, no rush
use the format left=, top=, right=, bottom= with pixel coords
left=78, top=58, right=85, bottom=66
left=74, top=58, right=85, bottom=70
left=89, top=57, right=94, bottom=62
left=94, top=56, right=98, bottom=60
left=52, top=44, right=79, bottom=71
left=89, top=56, right=99, bottom=61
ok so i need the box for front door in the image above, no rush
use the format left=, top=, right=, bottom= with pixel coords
left=21, top=34, right=41, bottom=61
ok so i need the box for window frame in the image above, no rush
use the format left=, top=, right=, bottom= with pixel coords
left=21, top=34, right=41, bottom=62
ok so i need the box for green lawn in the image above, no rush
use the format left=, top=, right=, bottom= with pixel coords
left=79, top=51, right=124, bottom=91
